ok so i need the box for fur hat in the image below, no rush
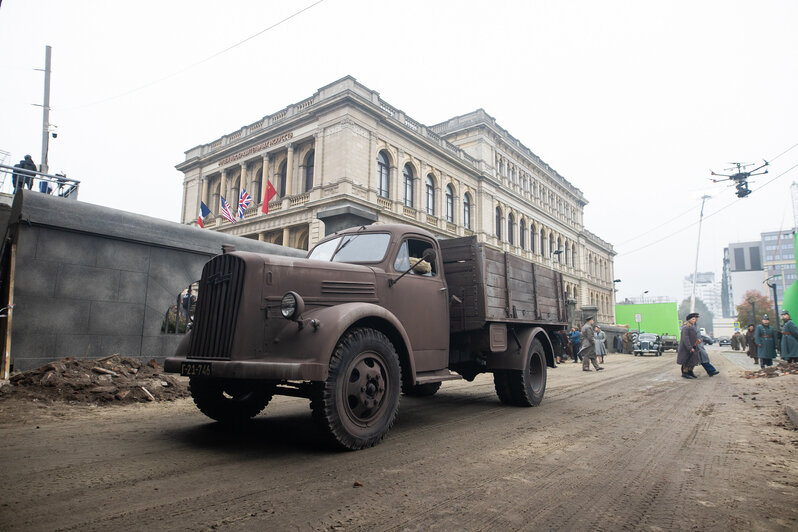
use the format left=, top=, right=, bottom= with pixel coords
left=686, top=312, right=699, bottom=321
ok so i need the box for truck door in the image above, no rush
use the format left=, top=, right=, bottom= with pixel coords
left=388, top=237, right=449, bottom=372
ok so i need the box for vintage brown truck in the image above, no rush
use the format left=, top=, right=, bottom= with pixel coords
left=164, top=224, right=567, bottom=450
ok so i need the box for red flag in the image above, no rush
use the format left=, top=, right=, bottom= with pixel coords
left=262, top=179, right=278, bottom=214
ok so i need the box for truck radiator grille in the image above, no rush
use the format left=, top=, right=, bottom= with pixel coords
left=188, top=254, right=245, bottom=359
left=641, top=341, right=650, bottom=350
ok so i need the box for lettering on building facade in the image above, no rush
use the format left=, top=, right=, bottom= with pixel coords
left=217, top=132, right=294, bottom=167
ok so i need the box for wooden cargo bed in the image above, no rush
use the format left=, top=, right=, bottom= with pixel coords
left=440, top=236, right=567, bottom=333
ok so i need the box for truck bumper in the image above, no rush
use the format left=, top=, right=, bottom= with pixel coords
left=163, top=357, right=327, bottom=381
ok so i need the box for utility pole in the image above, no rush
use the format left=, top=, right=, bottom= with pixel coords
left=690, top=195, right=711, bottom=313
left=39, top=45, right=52, bottom=175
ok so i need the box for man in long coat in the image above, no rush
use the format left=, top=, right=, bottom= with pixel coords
left=754, top=314, right=778, bottom=368
left=745, top=324, right=758, bottom=364
left=780, top=310, right=798, bottom=363
left=580, top=316, right=603, bottom=371
left=678, top=312, right=701, bottom=378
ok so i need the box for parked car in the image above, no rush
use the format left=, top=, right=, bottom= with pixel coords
left=701, top=334, right=714, bottom=345
left=634, top=333, right=663, bottom=356
left=717, top=336, right=731, bottom=346
left=660, top=334, right=678, bottom=351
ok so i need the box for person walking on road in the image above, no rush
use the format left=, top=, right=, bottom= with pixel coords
left=754, top=314, right=778, bottom=368
left=580, top=316, right=603, bottom=372
left=745, top=324, right=758, bottom=365
left=697, top=340, right=719, bottom=376
left=570, top=327, right=582, bottom=363
left=595, top=325, right=607, bottom=364
left=780, top=310, right=798, bottom=363
left=678, top=312, right=701, bottom=379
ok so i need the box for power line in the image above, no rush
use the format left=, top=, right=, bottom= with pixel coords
left=618, top=161, right=798, bottom=257
left=63, top=0, right=326, bottom=111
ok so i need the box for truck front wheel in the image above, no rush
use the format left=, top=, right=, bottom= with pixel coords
left=311, top=328, right=401, bottom=450
left=493, top=338, right=547, bottom=407
left=189, top=378, right=272, bottom=424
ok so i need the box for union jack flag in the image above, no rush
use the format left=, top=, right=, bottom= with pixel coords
left=219, top=196, right=237, bottom=224
left=238, top=188, right=252, bottom=219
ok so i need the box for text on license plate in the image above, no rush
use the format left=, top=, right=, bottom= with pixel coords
left=180, top=361, right=212, bottom=377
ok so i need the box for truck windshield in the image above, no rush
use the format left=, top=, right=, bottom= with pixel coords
left=307, top=233, right=390, bottom=263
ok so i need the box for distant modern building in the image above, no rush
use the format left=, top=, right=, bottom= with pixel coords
left=761, top=229, right=796, bottom=304
left=723, top=241, right=765, bottom=313
left=682, top=272, right=721, bottom=315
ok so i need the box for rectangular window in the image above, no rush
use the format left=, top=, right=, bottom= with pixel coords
left=734, top=248, right=745, bottom=269
left=750, top=246, right=762, bottom=270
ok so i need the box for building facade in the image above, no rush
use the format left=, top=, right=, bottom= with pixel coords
left=761, top=229, right=796, bottom=303
left=682, top=272, right=721, bottom=315
left=723, top=241, right=766, bottom=312
left=176, top=76, right=616, bottom=323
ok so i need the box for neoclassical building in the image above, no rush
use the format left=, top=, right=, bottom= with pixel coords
left=177, top=76, right=616, bottom=323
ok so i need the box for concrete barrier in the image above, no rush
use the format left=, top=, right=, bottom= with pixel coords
left=0, top=190, right=305, bottom=373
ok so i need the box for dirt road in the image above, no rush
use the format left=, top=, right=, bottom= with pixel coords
left=1, top=349, right=796, bottom=531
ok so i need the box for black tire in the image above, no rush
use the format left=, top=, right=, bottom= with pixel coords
left=496, top=338, right=547, bottom=407
left=403, top=381, right=442, bottom=397
left=493, top=370, right=514, bottom=405
left=189, top=378, right=272, bottom=423
left=311, top=328, right=401, bottom=450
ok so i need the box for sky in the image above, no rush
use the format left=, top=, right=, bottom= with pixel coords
left=1, top=0, right=797, bottom=303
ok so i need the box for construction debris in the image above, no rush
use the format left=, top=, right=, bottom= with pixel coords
left=743, top=360, right=798, bottom=379
left=0, top=355, right=189, bottom=405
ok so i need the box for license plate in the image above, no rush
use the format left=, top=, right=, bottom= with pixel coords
left=180, top=361, right=212, bottom=377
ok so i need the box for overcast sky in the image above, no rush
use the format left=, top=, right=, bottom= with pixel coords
left=1, top=0, right=796, bottom=303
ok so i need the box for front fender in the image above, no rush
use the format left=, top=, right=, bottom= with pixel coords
left=268, top=302, right=416, bottom=381
left=487, top=327, right=555, bottom=370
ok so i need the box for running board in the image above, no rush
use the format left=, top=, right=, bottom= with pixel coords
left=415, top=370, right=463, bottom=385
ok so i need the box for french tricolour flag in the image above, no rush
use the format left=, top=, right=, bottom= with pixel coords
left=197, top=201, right=211, bottom=228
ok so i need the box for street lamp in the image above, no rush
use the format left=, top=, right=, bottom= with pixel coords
left=641, top=290, right=649, bottom=303
left=552, top=249, right=563, bottom=263
left=765, top=274, right=782, bottom=332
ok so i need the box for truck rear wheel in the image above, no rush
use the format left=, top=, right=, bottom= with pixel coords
left=494, top=338, right=547, bottom=407
left=311, top=328, right=401, bottom=450
left=189, top=378, right=272, bottom=423
left=402, top=381, right=442, bottom=397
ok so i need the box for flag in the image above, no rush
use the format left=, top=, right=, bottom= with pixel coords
left=197, top=201, right=211, bottom=228
left=220, top=196, right=237, bottom=224
left=262, top=179, right=278, bottom=214
left=237, top=188, right=252, bottom=219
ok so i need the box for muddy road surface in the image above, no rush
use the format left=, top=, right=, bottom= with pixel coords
left=1, top=349, right=796, bottom=531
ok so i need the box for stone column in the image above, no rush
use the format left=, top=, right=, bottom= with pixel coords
left=285, top=144, right=294, bottom=197
left=258, top=232, right=265, bottom=242
left=220, top=170, right=227, bottom=206
left=201, top=176, right=209, bottom=206
left=313, top=132, right=322, bottom=187
left=240, top=163, right=248, bottom=196
left=282, top=227, right=291, bottom=248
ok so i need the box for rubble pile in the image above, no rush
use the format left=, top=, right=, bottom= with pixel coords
left=0, top=355, right=189, bottom=404
left=743, top=361, right=798, bottom=379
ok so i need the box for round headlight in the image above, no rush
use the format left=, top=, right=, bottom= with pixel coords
left=281, top=291, right=304, bottom=320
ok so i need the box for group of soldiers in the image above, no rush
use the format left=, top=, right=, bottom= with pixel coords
left=747, top=311, right=798, bottom=368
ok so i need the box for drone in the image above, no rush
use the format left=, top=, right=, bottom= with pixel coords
left=710, top=160, right=769, bottom=198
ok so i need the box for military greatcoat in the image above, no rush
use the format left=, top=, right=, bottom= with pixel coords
left=754, top=324, right=777, bottom=359
left=677, top=323, right=700, bottom=366
left=780, top=319, right=798, bottom=360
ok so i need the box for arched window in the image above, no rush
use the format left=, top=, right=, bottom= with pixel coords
left=507, top=213, right=515, bottom=245
left=549, top=234, right=554, bottom=259
left=445, top=185, right=454, bottom=223
left=278, top=161, right=287, bottom=197
left=530, top=223, right=536, bottom=253
left=495, top=207, right=502, bottom=241
left=378, top=151, right=390, bottom=198
left=463, top=193, right=471, bottom=230
left=304, top=150, right=314, bottom=192
left=425, top=174, right=435, bottom=215
left=572, top=244, right=577, bottom=269
left=565, top=241, right=570, bottom=265
left=540, top=228, right=546, bottom=256
left=253, top=168, right=262, bottom=203
left=519, top=220, right=526, bottom=250
left=556, top=237, right=563, bottom=262
left=403, top=163, right=414, bottom=207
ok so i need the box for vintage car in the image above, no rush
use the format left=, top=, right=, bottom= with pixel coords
left=717, top=336, right=731, bottom=346
left=659, top=334, right=678, bottom=351
left=633, top=333, right=662, bottom=356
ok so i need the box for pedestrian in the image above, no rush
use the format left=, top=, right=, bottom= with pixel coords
left=580, top=316, right=604, bottom=372
left=613, top=333, right=623, bottom=353
left=754, top=314, right=777, bottom=368
left=595, top=325, right=607, bottom=364
left=559, top=330, right=573, bottom=362
left=551, top=328, right=563, bottom=364
left=739, top=330, right=747, bottom=351
left=730, top=332, right=740, bottom=351
left=697, top=340, right=720, bottom=376
left=570, top=326, right=581, bottom=362
left=745, top=324, right=757, bottom=364
left=677, top=312, right=701, bottom=379
left=780, top=310, right=798, bottom=363
left=622, top=332, right=630, bottom=354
